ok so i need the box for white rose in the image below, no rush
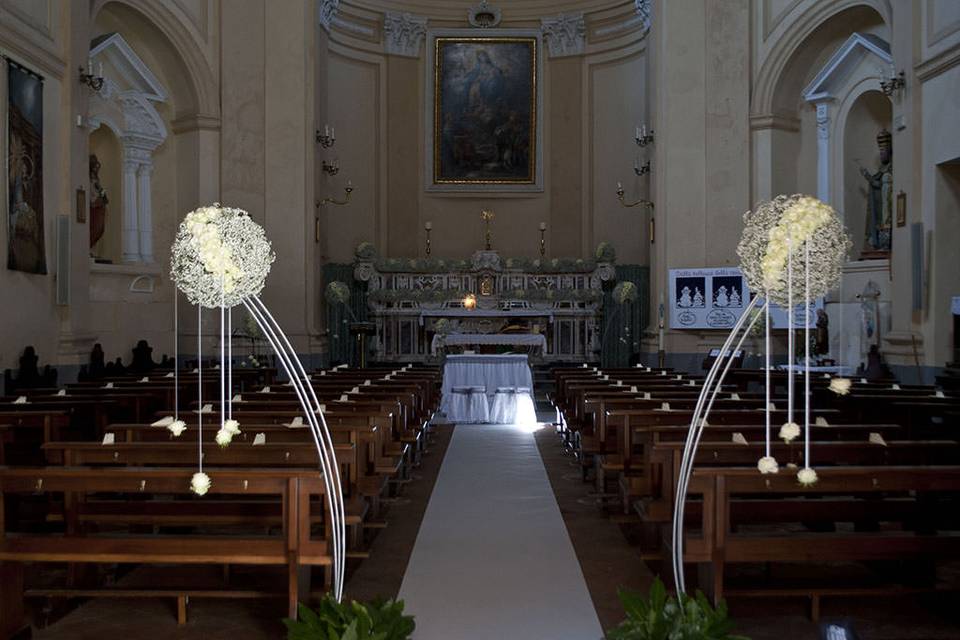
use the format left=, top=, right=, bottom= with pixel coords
left=757, top=456, right=780, bottom=474
left=222, top=419, right=241, bottom=435
left=797, top=467, right=818, bottom=486
left=168, top=419, right=187, bottom=437
left=191, top=471, right=212, bottom=496
left=828, top=377, right=851, bottom=396
left=215, top=429, right=233, bottom=447
left=779, top=421, right=800, bottom=442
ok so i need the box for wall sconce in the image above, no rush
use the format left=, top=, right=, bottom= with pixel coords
left=425, top=221, right=432, bottom=256
left=316, top=124, right=335, bottom=148
left=635, top=124, right=654, bottom=147
left=634, top=159, right=651, bottom=176
left=317, top=180, right=354, bottom=207
left=463, top=293, right=477, bottom=310
left=880, top=69, right=905, bottom=96
left=538, top=221, right=546, bottom=257
left=616, top=182, right=654, bottom=209
left=79, top=59, right=104, bottom=92
left=322, top=159, right=340, bottom=176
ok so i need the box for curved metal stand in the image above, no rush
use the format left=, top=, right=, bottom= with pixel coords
left=241, top=296, right=347, bottom=601
left=670, top=296, right=766, bottom=594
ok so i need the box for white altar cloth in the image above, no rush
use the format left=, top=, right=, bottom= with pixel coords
left=431, top=333, right=547, bottom=356
left=441, top=355, right=534, bottom=422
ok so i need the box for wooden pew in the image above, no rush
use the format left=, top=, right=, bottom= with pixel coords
left=681, top=465, right=960, bottom=617
left=0, top=466, right=330, bottom=635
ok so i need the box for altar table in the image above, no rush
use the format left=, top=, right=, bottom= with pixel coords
left=431, top=333, right=547, bottom=356
left=441, top=354, right=534, bottom=423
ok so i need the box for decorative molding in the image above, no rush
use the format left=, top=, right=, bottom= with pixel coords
left=915, top=42, right=960, bottom=81
left=383, top=11, right=427, bottom=58
left=170, top=113, right=221, bottom=134
left=592, top=0, right=651, bottom=41
left=749, top=112, right=801, bottom=131
left=540, top=13, right=585, bottom=58
left=801, top=32, right=891, bottom=102
left=815, top=102, right=831, bottom=140
left=331, top=13, right=377, bottom=39
left=318, top=0, right=339, bottom=32
left=468, top=1, right=501, bottom=29
left=927, top=0, right=960, bottom=48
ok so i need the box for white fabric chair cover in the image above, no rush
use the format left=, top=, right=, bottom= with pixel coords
left=449, top=386, right=490, bottom=423
left=514, top=387, right=537, bottom=427
left=489, top=387, right=517, bottom=424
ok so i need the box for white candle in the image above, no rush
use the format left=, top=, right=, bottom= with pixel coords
left=88, top=57, right=92, bottom=72
left=425, top=221, right=432, bottom=230
left=617, top=181, right=623, bottom=191
left=539, top=222, right=546, bottom=231
left=325, top=124, right=329, bottom=136
left=635, top=126, right=641, bottom=140
left=331, top=127, right=335, bottom=140
left=98, top=62, right=103, bottom=77
left=346, top=180, right=353, bottom=189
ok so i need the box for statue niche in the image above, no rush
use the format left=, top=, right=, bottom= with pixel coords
left=858, top=128, right=892, bottom=258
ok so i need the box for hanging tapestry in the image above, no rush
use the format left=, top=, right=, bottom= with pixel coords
left=7, top=60, right=46, bottom=274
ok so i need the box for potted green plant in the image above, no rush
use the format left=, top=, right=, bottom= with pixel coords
left=284, top=596, right=415, bottom=640
left=606, top=577, right=747, bottom=640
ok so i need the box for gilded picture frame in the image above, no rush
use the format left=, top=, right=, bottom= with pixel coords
left=425, top=29, right=543, bottom=193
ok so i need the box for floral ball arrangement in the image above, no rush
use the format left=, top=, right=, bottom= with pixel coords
left=325, top=281, right=351, bottom=305
left=736, top=195, right=851, bottom=306
left=612, top=281, right=639, bottom=305
left=171, top=204, right=275, bottom=308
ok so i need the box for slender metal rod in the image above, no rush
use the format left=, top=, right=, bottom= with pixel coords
left=251, top=296, right=347, bottom=599
left=671, top=295, right=760, bottom=592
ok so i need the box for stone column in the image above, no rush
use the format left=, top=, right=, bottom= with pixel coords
left=121, top=156, right=140, bottom=262
left=136, top=162, right=154, bottom=263
left=813, top=101, right=832, bottom=204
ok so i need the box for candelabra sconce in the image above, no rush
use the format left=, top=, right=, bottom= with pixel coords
left=317, top=180, right=354, bottom=207
left=481, top=209, right=495, bottom=250
left=79, top=61, right=104, bottom=92
left=424, top=221, right=432, bottom=256
left=322, top=159, right=340, bottom=176
left=616, top=182, right=654, bottom=209
left=538, top=221, right=546, bottom=257
left=634, top=124, right=654, bottom=147
left=634, top=159, right=651, bottom=176
left=879, top=69, right=905, bottom=97
left=316, top=124, right=336, bottom=148
left=463, top=293, right=478, bottom=310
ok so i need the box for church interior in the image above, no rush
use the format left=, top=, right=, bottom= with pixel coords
left=1, top=0, right=959, bottom=638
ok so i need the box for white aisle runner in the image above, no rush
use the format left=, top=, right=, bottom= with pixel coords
left=398, top=423, right=603, bottom=640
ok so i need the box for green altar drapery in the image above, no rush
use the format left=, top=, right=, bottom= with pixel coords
left=600, top=265, right=649, bottom=368
left=322, top=263, right=368, bottom=366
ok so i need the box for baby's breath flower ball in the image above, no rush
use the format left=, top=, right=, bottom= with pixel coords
left=171, top=205, right=275, bottom=308
left=737, top=195, right=851, bottom=307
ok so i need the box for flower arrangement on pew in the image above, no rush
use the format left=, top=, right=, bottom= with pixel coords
left=171, top=203, right=349, bottom=602
left=668, top=194, right=851, bottom=598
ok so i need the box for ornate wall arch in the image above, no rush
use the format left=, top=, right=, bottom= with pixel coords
left=90, top=0, right=219, bottom=120
left=752, top=0, right=891, bottom=119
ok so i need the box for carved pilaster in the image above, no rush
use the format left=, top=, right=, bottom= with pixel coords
left=540, top=13, right=586, bottom=58
left=383, top=11, right=427, bottom=58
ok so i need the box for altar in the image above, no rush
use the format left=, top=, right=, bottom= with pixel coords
left=430, top=332, right=547, bottom=356
left=353, top=248, right=616, bottom=363
left=440, top=354, right=536, bottom=424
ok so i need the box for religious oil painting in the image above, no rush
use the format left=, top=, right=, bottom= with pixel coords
left=7, top=61, right=46, bottom=274
left=432, top=36, right=538, bottom=187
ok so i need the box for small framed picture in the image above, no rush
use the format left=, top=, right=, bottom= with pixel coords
left=76, top=187, right=87, bottom=223
left=896, top=190, right=906, bottom=227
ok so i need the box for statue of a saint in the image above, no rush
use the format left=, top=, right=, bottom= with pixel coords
left=89, top=154, right=109, bottom=256
left=858, top=129, right=893, bottom=255
left=814, top=308, right=829, bottom=356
